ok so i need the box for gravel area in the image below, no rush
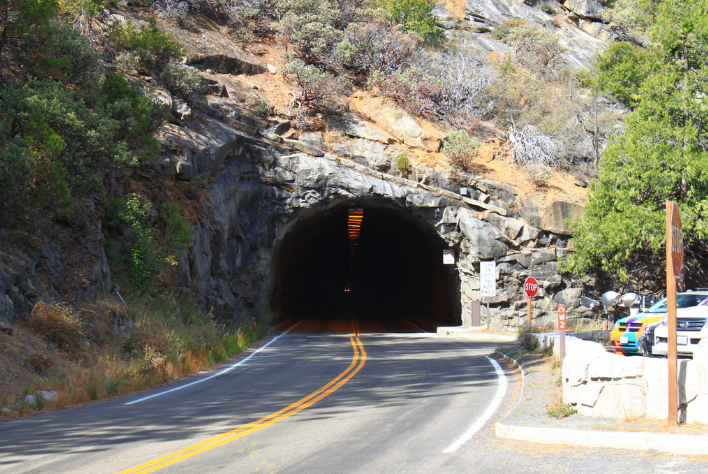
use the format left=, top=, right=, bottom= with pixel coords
left=494, top=344, right=708, bottom=436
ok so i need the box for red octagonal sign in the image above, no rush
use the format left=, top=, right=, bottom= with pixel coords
left=524, top=277, right=538, bottom=297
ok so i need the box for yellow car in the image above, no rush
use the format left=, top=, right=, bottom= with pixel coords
left=610, top=314, right=663, bottom=355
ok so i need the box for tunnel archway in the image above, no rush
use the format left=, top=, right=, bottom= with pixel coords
left=271, top=199, right=461, bottom=331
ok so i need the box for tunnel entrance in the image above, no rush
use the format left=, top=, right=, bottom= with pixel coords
left=272, top=200, right=460, bottom=331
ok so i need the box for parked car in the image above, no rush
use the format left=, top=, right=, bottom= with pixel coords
left=638, top=321, right=660, bottom=356
left=610, top=290, right=708, bottom=356
left=610, top=313, right=664, bottom=355
left=653, top=305, right=708, bottom=357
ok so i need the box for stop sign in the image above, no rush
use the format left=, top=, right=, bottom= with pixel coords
left=524, top=277, right=538, bottom=297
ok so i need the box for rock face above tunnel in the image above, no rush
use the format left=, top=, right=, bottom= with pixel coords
left=519, top=192, right=585, bottom=235
left=172, top=105, right=591, bottom=329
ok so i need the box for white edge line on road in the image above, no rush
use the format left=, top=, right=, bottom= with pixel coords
left=124, top=323, right=299, bottom=406
left=442, top=355, right=507, bottom=454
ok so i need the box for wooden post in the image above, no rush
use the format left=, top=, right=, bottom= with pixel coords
left=487, top=300, right=491, bottom=330
left=557, top=305, right=567, bottom=367
left=559, top=328, right=566, bottom=363
left=666, top=202, right=681, bottom=427
left=527, top=296, right=532, bottom=325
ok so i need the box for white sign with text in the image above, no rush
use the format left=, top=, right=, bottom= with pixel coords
left=480, top=261, right=496, bottom=297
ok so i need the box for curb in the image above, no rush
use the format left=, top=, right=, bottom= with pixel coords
left=495, top=422, right=708, bottom=455
left=494, top=350, right=708, bottom=456
left=436, top=326, right=517, bottom=342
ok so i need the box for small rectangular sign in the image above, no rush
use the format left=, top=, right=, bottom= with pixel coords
left=443, top=249, right=455, bottom=265
left=480, top=261, right=496, bottom=297
left=557, top=305, right=567, bottom=330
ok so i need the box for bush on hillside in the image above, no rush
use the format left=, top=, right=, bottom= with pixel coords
left=33, top=19, right=102, bottom=88
left=369, top=67, right=441, bottom=114
left=379, top=0, right=443, bottom=44
left=228, top=0, right=279, bottom=42
left=106, top=17, right=185, bottom=74
left=441, top=131, right=481, bottom=171
left=159, top=63, right=209, bottom=108
left=286, top=58, right=348, bottom=111
left=418, top=50, right=496, bottom=126
left=508, top=124, right=562, bottom=168
left=335, top=22, right=418, bottom=76
left=600, top=0, right=654, bottom=35
left=277, top=0, right=343, bottom=66
left=527, top=165, right=553, bottom=187
left=503, top=24, right=566, bottom=78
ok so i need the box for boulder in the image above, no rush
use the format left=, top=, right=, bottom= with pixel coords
left=328, top=113, right=396, bottom=145
left=592, top=383, right=646, bottom=419
left=457, top=208, right=509, bottom=260
left=298, top=132, right=326, bottom=150
left=163, top=22, right=267, bottom=75
left=553, top=287, right=582, bottom=307
left=332, top=139, right=408, bottom=172
left=284, top=138, right=325, bottom=157
left=350, top=96, right=444, bottom=150
left=486, top=213, right=524, bottom=241
left=564, top=0, right=602, bottom=20
left=518, top=192, right=585, bottom=235
left=587, top=353, right=645, bottom=380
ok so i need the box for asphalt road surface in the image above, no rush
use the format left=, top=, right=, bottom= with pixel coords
left=0, top=317, right=505, bottom=473
left=2, top=316, right=708, bottom=474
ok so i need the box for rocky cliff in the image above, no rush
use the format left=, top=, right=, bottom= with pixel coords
left=0, top=0, right=620, bottom=331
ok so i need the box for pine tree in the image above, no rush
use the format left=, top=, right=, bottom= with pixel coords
left=563, top=0, right=708, bottom=280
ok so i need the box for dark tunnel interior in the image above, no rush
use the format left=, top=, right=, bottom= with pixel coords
left=272, top=201, right=461, bottom=331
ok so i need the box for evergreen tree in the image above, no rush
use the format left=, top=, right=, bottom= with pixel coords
left=563, top=0, right=708, bottom=280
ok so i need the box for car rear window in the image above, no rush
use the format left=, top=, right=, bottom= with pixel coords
left=646, top=294, right=708, bottom=313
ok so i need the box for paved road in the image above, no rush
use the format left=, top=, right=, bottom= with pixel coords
left=0, top=317, right=503, bottom=473
left=3, top=316, right=708, bottom=474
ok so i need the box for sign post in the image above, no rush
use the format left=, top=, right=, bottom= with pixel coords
left=480, top=261, right=496, bottom=330
left=666, top=202, right=683, bottom=427
left=557, top=305, right=567, bottom=364
left=524, top=277, right=538, bottom=325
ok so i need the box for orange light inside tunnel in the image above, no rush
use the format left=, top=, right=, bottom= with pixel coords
left=347, top=207, right=364, bottom=252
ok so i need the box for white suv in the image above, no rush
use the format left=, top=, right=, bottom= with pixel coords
left=653, top=305, right=708, bottom=356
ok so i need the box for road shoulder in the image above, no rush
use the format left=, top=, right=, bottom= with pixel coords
left=494, top=345, right=708, bottom=455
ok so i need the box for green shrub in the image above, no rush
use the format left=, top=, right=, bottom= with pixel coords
left=0, top=0, right=59, bottom=70
left=0, top=138, right=31, bottom=227
left=24, top=19, right=102, bottom=88
left=286, top=58, right=347, bottom=110
left=100, top=74, right=162, bottom=160
left=163, top=202, right=192, bottom=258
left=379, top=0, right=443, bottom=44
left=394, top=152, right=411, bottom=174
left=159, top=63, right=208, bottom=108
left=105, top=376, right=128, bottom=396
left=491, top=24, right=511, bottom=41
left=23, top=107, right=73, bottom=213
left=527, top=165, right=553, bottom=187
left=441, top=131, right=481, bottom=172
left=253, top=97, right=274, bottom=116
left=547, top=396, right=577, bottom=419
left=335, top=22, right=418, bottom=75
left=106, top=17, right=185, bottom=74
left=277, top=0, right=343, bottom=66
left=229, top=0, right=278, bottom=42
left=123, top=195, right=161, bottom=289
left=369, top=67, right=441, bottom=114
left=16, top=78, right=154, bottom=196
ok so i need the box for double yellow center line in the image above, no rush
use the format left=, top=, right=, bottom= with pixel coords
left=120, top=321, right=366, bottom=473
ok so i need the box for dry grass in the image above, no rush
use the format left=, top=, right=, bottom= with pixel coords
left=1, top=292, right=271, bottom=419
